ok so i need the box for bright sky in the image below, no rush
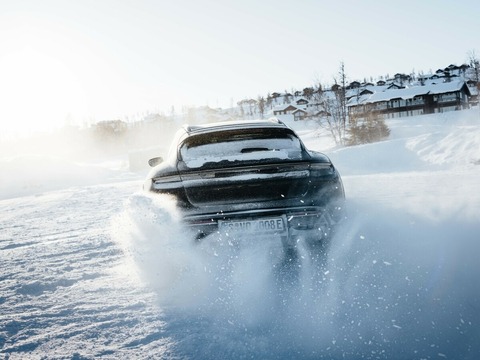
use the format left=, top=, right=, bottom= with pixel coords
left=0, top=0, right=479, bottom=137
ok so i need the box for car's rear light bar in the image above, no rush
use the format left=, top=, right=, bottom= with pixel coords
left=309, top=163, right=335, bottom=177
left=152, top=174, right=182, bottom=190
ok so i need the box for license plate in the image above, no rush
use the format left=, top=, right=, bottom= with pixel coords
left=219, top=217, right=286, bottom=234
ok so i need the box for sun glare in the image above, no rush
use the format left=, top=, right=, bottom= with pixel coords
left=0, top=49, right=88, bottom=139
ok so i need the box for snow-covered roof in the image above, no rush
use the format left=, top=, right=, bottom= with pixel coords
left=427, top=80, right=470, bottom=95
left=272, top=104, right=299, bottom=111
left=346, top=85, right=388, bottom=98
left=292, top=108, right=307, bottom=114
left=348, top=81, right=469, bottom=106
left=295, top=98, right=308, bottom=103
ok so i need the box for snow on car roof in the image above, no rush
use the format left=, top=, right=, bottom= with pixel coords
left=184, top=118, right=288, bottom=134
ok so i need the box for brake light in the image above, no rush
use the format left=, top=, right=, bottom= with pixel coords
left=152, top=174, right=182, bottom=190
left=310, top=163, right=335, bottom=177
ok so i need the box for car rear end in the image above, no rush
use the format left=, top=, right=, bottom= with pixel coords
left=147, top=121, right=345, bottom=247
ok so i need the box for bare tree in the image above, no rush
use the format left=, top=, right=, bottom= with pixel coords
left=467, top=50, right=480, bottom=113
left=266, top=93, right=273, bottom=110
left=248, top=99, right=257, bottom=117
left=237, top=101, right=245, bottom=119
left=307, top=62, right=350, bottom=145
left=333, top=61, right=348, bottom=137
left=310, top=85, right=345, bottom=145
left=418, top=70, right=426, bottom=86
left=257, top=96, right=266, bottom=119
left=467, top=50, right=480, bottom=83
left=283, top=91, right=292, bottom=104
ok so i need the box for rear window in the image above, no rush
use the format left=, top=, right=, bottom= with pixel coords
left=179, top=128, right=304, bottom=168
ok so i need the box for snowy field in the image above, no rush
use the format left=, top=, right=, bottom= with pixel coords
left=1, top=109, right=480, bottom=359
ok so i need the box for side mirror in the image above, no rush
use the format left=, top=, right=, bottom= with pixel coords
left=148, top=156, right=163, bottom=167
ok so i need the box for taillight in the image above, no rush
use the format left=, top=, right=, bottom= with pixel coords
left=152, top=174, right=182, bottom=190
left=310, top=163, right=335, bottom=177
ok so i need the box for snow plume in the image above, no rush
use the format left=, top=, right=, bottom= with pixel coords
left=112, top=191, right=286, bottom=315
left=112, top=192, right=207, bottom=308
left=112, top=190, right=480, bottom=359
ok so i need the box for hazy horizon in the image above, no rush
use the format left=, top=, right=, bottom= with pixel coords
left=1, top=0, right=479, bottom=137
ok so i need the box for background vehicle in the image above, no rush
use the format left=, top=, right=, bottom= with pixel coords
left=144, top=119, right=345, bottom=250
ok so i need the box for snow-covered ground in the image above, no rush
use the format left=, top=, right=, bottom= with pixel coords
left=1, top=109, right=480, bottom=359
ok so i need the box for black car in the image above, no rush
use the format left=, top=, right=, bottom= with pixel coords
left=144, top=119, right=345, bottom=250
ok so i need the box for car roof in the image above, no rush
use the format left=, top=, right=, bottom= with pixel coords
left=182, top=118, right=289, bottom=135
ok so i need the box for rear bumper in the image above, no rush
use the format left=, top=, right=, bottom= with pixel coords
left=183, top=206, right=340, bottom=245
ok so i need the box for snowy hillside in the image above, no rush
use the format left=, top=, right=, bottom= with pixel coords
left=1, top=109, right=480, bottom=359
